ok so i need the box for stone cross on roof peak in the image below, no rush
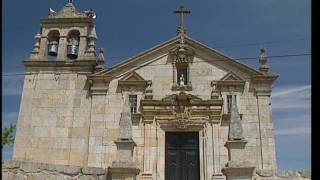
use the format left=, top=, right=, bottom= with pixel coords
left=174, top=6, right=191, bottom=35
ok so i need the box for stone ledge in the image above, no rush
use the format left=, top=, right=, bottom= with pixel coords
left=2, top=160, right=107, bottom=179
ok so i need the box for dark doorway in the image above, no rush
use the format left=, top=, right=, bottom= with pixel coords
left=165, top=132, right=200, bottom=180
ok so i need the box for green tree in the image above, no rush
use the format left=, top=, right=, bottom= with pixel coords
left=2, top=123, right=16, bottom=148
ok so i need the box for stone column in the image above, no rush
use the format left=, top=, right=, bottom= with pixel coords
left=172, top=63, right=177, bottom=86
left=38, top=36, right=48, bottom=60
left=57, top=36, right=67, bottom=61
left=187, top=63, right=191, bottom=85
left=78, top=36, right=87, bottom=58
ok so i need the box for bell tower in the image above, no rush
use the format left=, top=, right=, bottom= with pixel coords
left=13, top=1, right=104, bottom=166
left=27, top=1, right=99, bottom=72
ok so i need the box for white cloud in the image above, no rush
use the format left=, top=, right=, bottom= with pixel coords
left=272, top=85, right=311, bottom=111
left=274, top=113, right=311, bottom=136
left=272, top=85, right=310, bottom=98
left=272, top=85, right=311, bottom=137
left=276, top=127, right=311, bottom=136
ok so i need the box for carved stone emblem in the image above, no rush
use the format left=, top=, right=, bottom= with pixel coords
left=173, top=108, right=191, bottom=129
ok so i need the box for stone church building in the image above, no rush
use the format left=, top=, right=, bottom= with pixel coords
left=9, top=1, right=301, bottom=180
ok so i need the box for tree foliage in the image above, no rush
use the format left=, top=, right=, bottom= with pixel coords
left=2, top=123, right=16, bottom=148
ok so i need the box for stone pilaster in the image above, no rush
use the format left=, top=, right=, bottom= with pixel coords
left=255, top=93, right=277, bottom=170
left=141, top=118, right=154, bottom=180
left=38, top=36, right=48, bottom=60
left=78, top=36, right=88, bottom=58
left=211, top=122, right=224, bottom=179
left=57, top=36, right=67, bottom=61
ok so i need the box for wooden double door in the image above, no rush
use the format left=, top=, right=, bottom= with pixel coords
left=165, top=132, right=200, bottom=180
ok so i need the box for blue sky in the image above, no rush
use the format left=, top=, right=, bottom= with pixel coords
left=2, top=0, right=310, bottom=170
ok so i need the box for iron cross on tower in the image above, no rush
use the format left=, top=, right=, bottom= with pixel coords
left=174, top=6, right=191, bottom=35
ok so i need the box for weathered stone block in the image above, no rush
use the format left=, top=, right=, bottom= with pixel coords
left=82, top=167, right=106, bottom=175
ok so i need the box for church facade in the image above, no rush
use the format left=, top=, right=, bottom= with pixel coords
left=13, top=2, right=279, bottom=180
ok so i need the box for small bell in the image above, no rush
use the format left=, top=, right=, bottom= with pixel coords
left=48, top=41, right=58, bottom=56
left=67, top=37, right=79, bottom=59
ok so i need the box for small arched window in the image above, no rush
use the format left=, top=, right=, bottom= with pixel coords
left=47, top=30, right=60, bottom=57
left=67, top=30, right=80, bottom=59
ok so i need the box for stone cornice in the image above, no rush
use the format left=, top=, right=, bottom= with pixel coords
left=24, top=60, right=96, bottom=67
left=251, top=74, right=278, bottom=84
left=87, top=76, right=110, bottom=95
left=23, top=60, right=96, bottom=73
left=224, top=139, right=248, bottom=149
left=92, top=36, right=266, bottom=79
left=251, top=74, right=278, bottom=96
left=41, top=17, right=93, bottom=25
left=141, top=99, right=223, bottom=107
left=216, top=80, right=245, bottom=87
left=118, top=80, right=150, bottom=88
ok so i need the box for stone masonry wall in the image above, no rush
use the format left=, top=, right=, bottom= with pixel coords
left=2, top=160, right=107, bottom=180
left=13, top=73, right=91, bottom=166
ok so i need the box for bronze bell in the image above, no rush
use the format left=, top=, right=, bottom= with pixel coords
left=67, top=38, right=79, bottom=59
left=48, top=41, right=58, bottom=56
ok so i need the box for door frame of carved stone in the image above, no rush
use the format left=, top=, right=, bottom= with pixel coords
left=154, top=121, right=206, bottom=180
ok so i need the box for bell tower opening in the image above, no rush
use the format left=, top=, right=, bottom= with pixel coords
left=47, top=30, right=60, bottom=58
left=67, top=30, right=80, bottom=59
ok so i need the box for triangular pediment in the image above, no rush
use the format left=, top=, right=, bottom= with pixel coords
left=220, top=72, right=245, bottom=81
left=118, top=71, right=150, bottom=88
left=120, top=72, right=145, bottom=81
left=90, top=35, right=277, bottom=81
